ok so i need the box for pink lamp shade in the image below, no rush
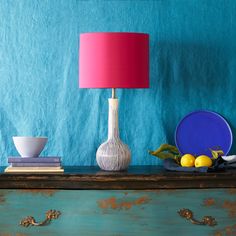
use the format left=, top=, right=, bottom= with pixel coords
left=79, top=32, right=149, bottom=88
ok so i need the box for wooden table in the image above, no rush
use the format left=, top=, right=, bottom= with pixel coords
left=0, top=166, right=235, bottom=236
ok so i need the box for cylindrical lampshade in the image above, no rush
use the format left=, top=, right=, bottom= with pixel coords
left=79, top=32, right=149, bottom=88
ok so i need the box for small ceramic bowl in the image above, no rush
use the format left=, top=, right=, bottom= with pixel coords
left=13, top=136, right=48, bottom=158
left=222, top=155, right=236, bottom=162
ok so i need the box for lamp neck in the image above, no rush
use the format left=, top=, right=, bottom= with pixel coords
left=108, top=98, right=120, bottom=140
left=111, top=88, right=116, bottom=99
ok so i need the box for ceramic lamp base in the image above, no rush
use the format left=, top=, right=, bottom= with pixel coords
left=96, top=97, right=131, bottom=171
left=96, top=139, right=131, bottom=171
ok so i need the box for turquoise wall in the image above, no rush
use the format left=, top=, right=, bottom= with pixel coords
left=0, top=0, right=236, bottom=166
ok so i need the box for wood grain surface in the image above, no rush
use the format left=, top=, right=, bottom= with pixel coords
left=0, top=166, right=236, bottom=189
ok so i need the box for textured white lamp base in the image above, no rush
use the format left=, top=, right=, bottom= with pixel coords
left=96, top=98, right=131, bottom=171
left=96, top=139, right=131, bottom=171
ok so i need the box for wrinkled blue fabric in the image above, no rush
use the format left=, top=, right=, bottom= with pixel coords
left=0, top=1, right=236, bottom=166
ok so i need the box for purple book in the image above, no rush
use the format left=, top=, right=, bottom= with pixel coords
left=11, top=162, right=61, bottom=167
left=8, top=157, right=61, bottom=163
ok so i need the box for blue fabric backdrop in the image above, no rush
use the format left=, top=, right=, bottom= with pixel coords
left=0, top=0, right=236, bottom=166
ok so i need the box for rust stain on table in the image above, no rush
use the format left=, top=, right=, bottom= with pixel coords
left=19, top=189, right=57, bottom=196
left=0, top=233, right=12, bottom=236
left=227, top=189, right=236, bottom=195
left=203, top=197, right=236, bottom=219
left=203, top=198, right=216, bottom=207
left=0, top=193, right=5, bottom=204
left=213, top=232, right=222, bottom=236
left=98, top=196, right=150, bottom=210
left=223, top=200, right=236, bottom=218
left=0, top=233, right=28, bottom=236
left=214, top=224, right=236, bottom=236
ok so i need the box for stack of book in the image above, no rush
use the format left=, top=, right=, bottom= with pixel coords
left=5, top=157, right=64, bottom=173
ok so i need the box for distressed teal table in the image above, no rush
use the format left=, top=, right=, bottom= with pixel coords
left=0, top=166, right=236, bottom=236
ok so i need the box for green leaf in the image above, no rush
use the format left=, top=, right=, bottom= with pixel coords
left=210, top=149, right=224, bottom=159
left=149, top=144, right=181, bottom=164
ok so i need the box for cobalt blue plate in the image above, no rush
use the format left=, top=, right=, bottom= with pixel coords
left=175, top=110, right=233, bottom=157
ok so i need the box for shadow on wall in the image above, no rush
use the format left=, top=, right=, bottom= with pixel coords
left=0, top=107, right=17, bottom=165
left=153, top=41, right=236, bottom=153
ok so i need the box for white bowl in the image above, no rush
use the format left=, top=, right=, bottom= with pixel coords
left=13, top=136, right=48, bottom=158
left=222, top=155, right=236, bottom=162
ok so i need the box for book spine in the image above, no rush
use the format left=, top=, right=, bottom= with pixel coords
left=8, top=157, right=61, bottom=163
left=6, top=166, right=62, bottom=170
left=11, top=163, right=61, bottom=167
left=5, top=167, right=64, bottom=173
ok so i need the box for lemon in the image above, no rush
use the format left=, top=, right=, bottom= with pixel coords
left=195, top=155, right=212, bottom=168
left=180, top=154, right=196, bottom=167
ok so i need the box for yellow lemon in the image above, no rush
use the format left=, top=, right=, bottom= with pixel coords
left=195, top=155, right=212, bottom=168
left=180, top=154, right=196, bottom=167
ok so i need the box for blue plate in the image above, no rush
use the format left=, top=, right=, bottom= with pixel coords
left=175, top=110, right=233, bottom=156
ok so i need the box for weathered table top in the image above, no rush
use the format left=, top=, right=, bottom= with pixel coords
left=0, top=165, right=236, bottom=190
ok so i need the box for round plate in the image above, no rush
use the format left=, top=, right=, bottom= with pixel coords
left=175, top=110, right=233, bottom=156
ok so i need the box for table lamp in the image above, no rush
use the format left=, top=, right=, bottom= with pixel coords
left=79, top=32, right=149, bottom=171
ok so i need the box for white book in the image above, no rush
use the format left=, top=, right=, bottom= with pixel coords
left=4, top=166, right=64, bottom=173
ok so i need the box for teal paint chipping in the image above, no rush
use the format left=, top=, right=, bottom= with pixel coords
left=0, top=1, right=236, bottom=166
left=0, top=189, right=235, bottom=235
